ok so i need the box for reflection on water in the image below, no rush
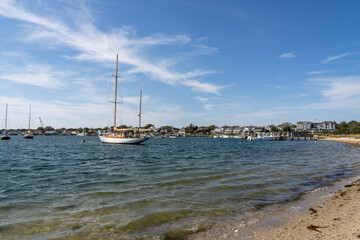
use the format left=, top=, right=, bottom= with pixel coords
left=0, top=136, right=359, bottom=239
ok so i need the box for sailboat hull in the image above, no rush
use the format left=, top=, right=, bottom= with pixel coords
left=1, top=135, right=10, bottom=140
left=24, top=134, right=34, bottom=139
left=99, top=136, right=149, bottom=144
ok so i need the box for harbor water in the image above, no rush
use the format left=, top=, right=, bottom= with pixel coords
left=1, top=136, right=359, bottom=239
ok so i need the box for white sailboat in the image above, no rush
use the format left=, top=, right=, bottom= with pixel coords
left=24, top=104, right=34, bottom=139
left=1, top=104, right=10, bottom=140
left=99, top=54, right=150, bottom=144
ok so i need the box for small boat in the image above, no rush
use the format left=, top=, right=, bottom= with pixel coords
left=24, top=104, right=34, bottom=139
left=99, top=54, right=150, bottom=144
left=246, top=135, right=273, bottom=141
left=1, top=135, right=10, bottom=140
left=220, top=135, right=229, bottom=138
left=77, top=131, right=87, bottom=136
left=1, top=104, right=10, bottom=140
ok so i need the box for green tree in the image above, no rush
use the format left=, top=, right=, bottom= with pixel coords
left=159, top=126, right=173, bottom=133
left=117, top=125, right=130, bottom=129
left=144, top=124, right=154, bottom=129
left=185, top=123, right=198, bottom=134
left=278, top=122, right=291, bottom=131
left=347, top=121, right=360, bottom=133
left=59, top=127, right=66, bottom=132
left=338, top=121, right=348, bottom=133
left=208, top=125, right=217, bottom=132
left=268, top=124, right=277, bottom=132
left=44, top=126, right=54, bottom=131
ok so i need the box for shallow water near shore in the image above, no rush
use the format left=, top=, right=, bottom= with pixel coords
left=1, top=136, right=359, bottom=239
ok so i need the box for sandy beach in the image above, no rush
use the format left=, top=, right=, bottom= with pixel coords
left=321, top=136, right=360, bottom=148
left=188, top=137, right=360, bottom=240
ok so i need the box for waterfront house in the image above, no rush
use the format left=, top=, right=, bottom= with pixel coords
left=178, top=128, right=186, bottom=136
left=297, top=121, right=313, bottom=132
left=254, top=127, right=264, bottom=133
left=224, top=127, right=233, bottom=135
left=233, top=127, right=241, bottom=134
left=296, top=121, right=338, bottom=132
left=214, top=127, right=223, bottom=133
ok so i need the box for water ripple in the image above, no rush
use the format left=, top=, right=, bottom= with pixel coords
left=0, top=136, right=359, bottom=239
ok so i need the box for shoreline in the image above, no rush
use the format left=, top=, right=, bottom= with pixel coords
left=187, top=137, right=360, bottom=240
left=320, top=136, right=360, bottom=148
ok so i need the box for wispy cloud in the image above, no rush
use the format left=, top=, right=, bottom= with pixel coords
left=204, top=104, right=214, bottom=110
left=306, top=71, right=325, bottom=75
left=265, top=84, right=289, bottom=89
left=0, top=63, right=68, bottom=89
left=0, top=96, right=109, bottom=128
left=183, top=80, right=227, bottom=95
left=279, top=52, right=295, bottom=59
left=0, top=0, right=226, bottom=94
left=1, top=51, right=26, bottom=57
left=293, top=93, right=309, bottom=99
left=305, top=76, right=360, bottom=110
left=323, top=52, right=349, bottom=63
left=236, top=110, right=292, bottom=119
left=313, top=76, right=360, bottom=100
left=0, top=95, right=185, bottom=129
left=194, top=97, right=209, bottom=102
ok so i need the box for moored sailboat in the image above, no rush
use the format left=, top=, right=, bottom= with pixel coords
left=99, top=54, right=150, bottom=144
left=24, top=104, right=34, bottom=139
left=1, top=104, right=10, bottom=140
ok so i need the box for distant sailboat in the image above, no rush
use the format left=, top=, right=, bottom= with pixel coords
left=1, top=104, right=10, bottom=140
left=24, top=104, right=34, bottom=139
left=99, top=54, right=150, bottom=144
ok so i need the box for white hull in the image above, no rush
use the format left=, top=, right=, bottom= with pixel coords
left=99, top=135, right=149, bottom=144
left=24, top=134, right=34, bottom=139
left=247, top=136, right=273, bottom=141
left=220, top=135, right=229, bottom=138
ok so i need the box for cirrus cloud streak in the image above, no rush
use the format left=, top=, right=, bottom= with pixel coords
left=0, top=0, right=225, bottom=94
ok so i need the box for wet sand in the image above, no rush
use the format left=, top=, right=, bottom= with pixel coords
left=188, top=137, right=360, bottom=240
left=250, top=179, right=360, bottom=239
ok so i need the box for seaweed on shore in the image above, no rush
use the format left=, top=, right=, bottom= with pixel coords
left=307, top=224, right=324, bottom=232
left=157, top=224, right=210, bottom=240
left=309, top=207, right=318, bottom=214
left=339, top=191, right=347, bottom=197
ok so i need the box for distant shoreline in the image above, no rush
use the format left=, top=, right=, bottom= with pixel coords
left=188, top=137, right=360, bottom=240
left=320, top=136, right=360, bottom=148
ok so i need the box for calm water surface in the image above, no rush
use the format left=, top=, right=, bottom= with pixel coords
left=1, top=136, right=359, bottom=239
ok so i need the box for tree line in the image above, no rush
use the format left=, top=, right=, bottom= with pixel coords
left=337, top=121, right=360, bottom=134
left=4, top=121, right=360, bottom=134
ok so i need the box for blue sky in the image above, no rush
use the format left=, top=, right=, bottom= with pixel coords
left=0, top=0, right=360, bottom=129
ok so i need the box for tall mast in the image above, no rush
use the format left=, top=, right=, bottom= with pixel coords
left=139, top=89, right=142, bottom=130
left=114, top=54, right=118, bottom=134
left=4, top=103, right=8, bottom=132
left=28, top=104, right=31, bottom=132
